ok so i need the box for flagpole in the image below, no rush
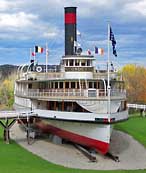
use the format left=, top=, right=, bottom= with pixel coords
left=107, top=23, right=111, bottom=115
left=29, top=48, right=32, bottom=61
left=45, top=42, right=48, bottom=73
left=33, top=46, right=36, bottom=65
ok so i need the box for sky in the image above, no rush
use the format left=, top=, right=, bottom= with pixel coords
left=0, top=0, right=146, bottom=68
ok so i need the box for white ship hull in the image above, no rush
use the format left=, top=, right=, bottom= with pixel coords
left=14, top=100, right=128, bottom=154
left=35, top=119, right=112, bottom=154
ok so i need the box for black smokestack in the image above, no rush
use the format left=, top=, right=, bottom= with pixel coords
left=64, top=7, right=77, bottom=55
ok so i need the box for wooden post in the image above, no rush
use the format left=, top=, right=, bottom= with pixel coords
left=26, top=116, right=30, bottom=145
left=5, top=129, right=10, bottom=144
left=0, top=118, right=16, bottom=144
left=17, top=118, right=33, bottom=145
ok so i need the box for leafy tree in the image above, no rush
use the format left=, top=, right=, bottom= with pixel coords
left=0, top=74, right=16, bottom=109
left=122, top=64, right=146, bottom=104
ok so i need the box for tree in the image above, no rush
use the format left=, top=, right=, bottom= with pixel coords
left=122, top=64, right=146, bottom=104
left=0, top=74, right=16, bottom=109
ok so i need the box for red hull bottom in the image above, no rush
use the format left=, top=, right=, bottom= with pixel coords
left=35, top=121, right=109, bottom=155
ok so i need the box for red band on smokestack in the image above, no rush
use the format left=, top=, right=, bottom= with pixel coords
left=65, top=13, right=76, bottom=24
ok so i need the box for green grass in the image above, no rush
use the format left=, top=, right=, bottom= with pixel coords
left=115, top=114, right=146, bottom=148
left=0, top=115, right=146, bottom=173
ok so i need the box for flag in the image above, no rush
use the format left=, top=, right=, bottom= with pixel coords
left=32, top=52, right=36, bottom=56
left=87, top=49, right=91, bottom=55
left=95, top=47, right=104, bottom=55
left=110, top=27, right=117, bottom=57
left=35, top=46, right=44, bottom=53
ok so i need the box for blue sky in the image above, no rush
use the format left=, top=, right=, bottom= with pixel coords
left=0, top=0, right=146, bottom=68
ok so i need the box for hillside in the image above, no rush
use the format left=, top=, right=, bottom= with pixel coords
left=0, top=64, right=18, bottom=80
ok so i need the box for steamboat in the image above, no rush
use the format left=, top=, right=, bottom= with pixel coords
left=14, top=7, right=128, bottom=154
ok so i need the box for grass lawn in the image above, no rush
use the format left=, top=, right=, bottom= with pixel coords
left=115, top=114, right=146, bottom=148
left=0, top=115, right=146, bottom=173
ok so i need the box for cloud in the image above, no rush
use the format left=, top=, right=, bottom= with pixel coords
left=0, top=0, right=64, bottom=41
left=124, top=0, right=146, bottom=17
left=0, top=11, right=62, bottom=41
left=0, top=0, right=145, bottom=66
left=0, top=12, right=37, bottom=29
left=0, top=0, right=23, bottom=12
left=0, top=0, right=15, bottom=11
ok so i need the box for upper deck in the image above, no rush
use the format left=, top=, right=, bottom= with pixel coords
left=15, top=54, right=125, bottom=101
left=17, top=54, right=119, bottom=81
left=17, top=70, right=118, bottom=82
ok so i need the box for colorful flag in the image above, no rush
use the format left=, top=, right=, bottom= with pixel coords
left=35, top=46, right=44, bottom=53
left=110, top=27, right=117, bottom=57
left=32, top=52, right=36, bottom=56
left=95, top=47, right=104, bottom=55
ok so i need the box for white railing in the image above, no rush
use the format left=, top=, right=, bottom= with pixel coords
left=93, top=71, right=118, bottom=80
left=0, top=110, right=35, bottom=119
left=19, top=72, right=64, bottom=80
left=15, top=89, right=126, bottom=99
left=127, top=104, right=146, bottom=110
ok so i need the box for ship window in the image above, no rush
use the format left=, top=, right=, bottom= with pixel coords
left=94, top=82, right=97, bottom=88
left=89, top=82, right=93, bottom=88
left=71, top=82, right=75, bottom=88
left=66, top=60, right=68, bottom=66
left=59, top=82, right=63, bottom=88
left=75, top=60, right=79, bottom=66
left=76, top=82, right=79, bottom=89
left=81, top=60, right=86, bottom=66
left=51, top=82, right=53, bottom=88
left=55, top=82, right=58, bottom=89
left=69, top=60, right=73, bottom=66
left=87, top=60, right=90, bottom=66
left=65, top=82, right=69, bottom=88
left=28, top=83, right=32, bottom=89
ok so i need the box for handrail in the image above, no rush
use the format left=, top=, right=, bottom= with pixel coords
left=127, top=104, right=146, bottom=110
left=15, top=88, right=126, bottom=99
left=20, top=64, right=28, bottom=74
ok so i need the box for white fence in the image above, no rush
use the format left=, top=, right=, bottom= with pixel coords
left=0, top=110, right=35, bottom=119
left=127, top=104, right=146, bottom=110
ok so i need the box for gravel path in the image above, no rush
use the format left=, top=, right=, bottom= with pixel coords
left=10, top=124, right=146, bottom=170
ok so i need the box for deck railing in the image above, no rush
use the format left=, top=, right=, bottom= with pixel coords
left=19, top=70, right=118, bottom=81
left=15, top=88, right=126, bottom=100
left=19, top=72, right=64, bottom=80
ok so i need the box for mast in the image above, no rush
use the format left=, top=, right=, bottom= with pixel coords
left=107, top=23, right=111, bottom=115
left=45, top=42, right=48, bottom=73
left=29, top=48, right=32, bottom=61
left=33, top=46, right=36, bottom=65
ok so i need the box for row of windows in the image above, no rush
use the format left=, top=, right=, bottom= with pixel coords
left=63, top=59, right=92, bottom=67
left=29, top=81, right=103, bottom=89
